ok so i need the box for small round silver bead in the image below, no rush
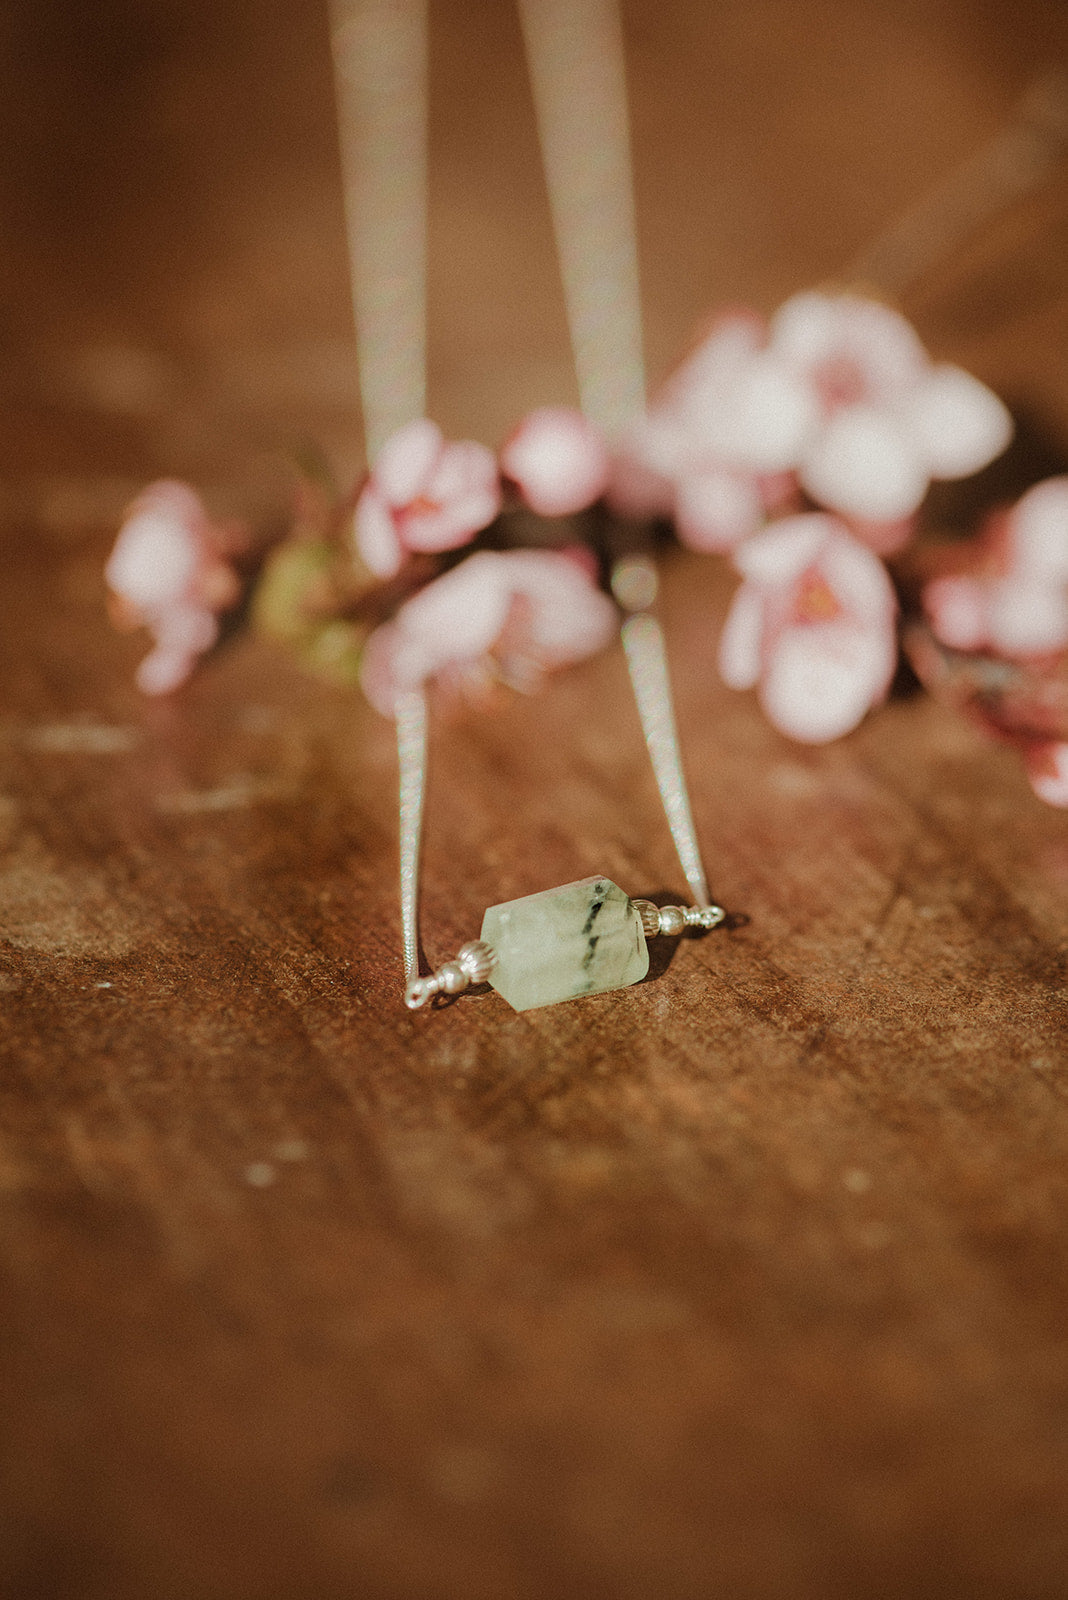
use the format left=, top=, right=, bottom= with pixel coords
left=611, top=556, right=659, bottom=612
left=657, top=904, right=687, bottom=937
left=457, top=940, right=498, bottom=983
left=437, top=960, right=467, bottom=995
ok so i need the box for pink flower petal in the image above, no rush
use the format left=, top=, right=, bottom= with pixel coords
left=909, top=364, right=1013, bottom=479
left=717, top=583, right=765, bottom=689
left=107, top=484, right=210, bottom=608
left=400, top=440, right=501, bottom=552
left=714, top=355, right=817, bottom=473
left=423, top=439, right=497, bottom=504
left=760, top=618, right=893, bottom=743
left=675, top=469, right=764, bottom=552
left=354, top=481, right=403, bottom=576
left=818, top=528, right=897, bottom=625
left=772, top=292, right=926, bottom=404
left=800, top=404, right=929, bottom=520
left=156, top=604, right=219, bottom=656
left=769, top=292, right=848, bottom=368
left=732, top=514, right=835, bottom=584
left=670, top=314, right=766, bottom=409
left=133, top=480, right=206, bottom=528
left=135, top=646, right=196, bottom=696
left=1009, top=477, right=1068, bottom=581
left=501, top=407, right=610, bottom=516
left=641, top=316, right=812, bottom=481
left=373, top=419, right=443, bottom=506
left=398, top=493, right=500, bottom=553
left=359, top=622, right=416, bottom=717
left=499, top=550, right=617, bottom=664
left=107, top=514, right=202, bottom=608
left=1025, top=741, right=1068, bottom=806
left=988, top=578, right=1068, bottom=656
left=924, top=575, right=989, bottom=651
left=398, top=499, right=485, bottom=553
left=393, top=552, right=513, bottom=671
left=641, top=316, right=766, bottom=475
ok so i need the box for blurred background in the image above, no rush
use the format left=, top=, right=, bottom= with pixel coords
left=3, top=0, right=1068, bottom=541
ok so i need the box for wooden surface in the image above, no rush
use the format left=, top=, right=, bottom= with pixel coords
left=3, top=2, right=1068, bottom=1596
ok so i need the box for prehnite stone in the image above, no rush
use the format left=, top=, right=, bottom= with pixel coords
left=480, top=876, right=649, bottom=1012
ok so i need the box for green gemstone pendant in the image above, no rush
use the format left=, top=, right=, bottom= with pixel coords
left=479, top=876, right=649, bottom=1013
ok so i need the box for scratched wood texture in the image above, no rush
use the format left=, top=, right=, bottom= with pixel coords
left=2, top=1, right=1068, bottom=1596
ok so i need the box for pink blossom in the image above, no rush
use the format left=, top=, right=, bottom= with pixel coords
left=924, top=477, right=1068, bottom=658
left=500, top=407, right=610, bottom=516
left=360, top=547, right=617, bottom=716
left=106, top=481, right=242, bottom=695
left=718, top=513, right=898, bottom=743
left=769, top=291, right=1013, bottom=534
left=613, top=311, right=813, bottom=550
left=615, top=295, right=1011, bottom=555
left=353, top=419, right=502, bottom=578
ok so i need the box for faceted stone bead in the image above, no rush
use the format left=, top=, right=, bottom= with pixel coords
left=480, top=876, right=649, bottom=1012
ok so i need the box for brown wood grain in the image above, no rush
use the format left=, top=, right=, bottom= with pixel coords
left=2, top=2, right=1068, bottom=1596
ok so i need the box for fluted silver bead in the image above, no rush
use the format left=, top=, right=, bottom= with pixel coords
left=456, top=940, right=498, bottom=983
left=632, top=899, right=662, bottom=938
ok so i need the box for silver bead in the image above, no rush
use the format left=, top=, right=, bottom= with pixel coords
left=631, top=899, right=661, bottom=937
left=438, top=960, right=468, bottom=995
left=457, top=940, right=498, bottom=983
left=611, top=556, right=659, bottom=613
left=658, top=904, right=687, bottom=937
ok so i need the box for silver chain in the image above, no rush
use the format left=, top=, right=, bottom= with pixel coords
left=620, top=607, right=712, bottom=912
left=395, top=688, right=428, bottom=988
left=329, top=0, right=428, bottom=462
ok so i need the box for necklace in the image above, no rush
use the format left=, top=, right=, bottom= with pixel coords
left=329, top=0, right=727, bottom=1012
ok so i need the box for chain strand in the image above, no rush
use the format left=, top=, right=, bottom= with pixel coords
left=620, top=604, right=713, bottom=911
left=396, top=689, right=428, bottom=988
left=329, top=0, right=428, bottom=462
left=517, top=0, right=645, bottom=435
